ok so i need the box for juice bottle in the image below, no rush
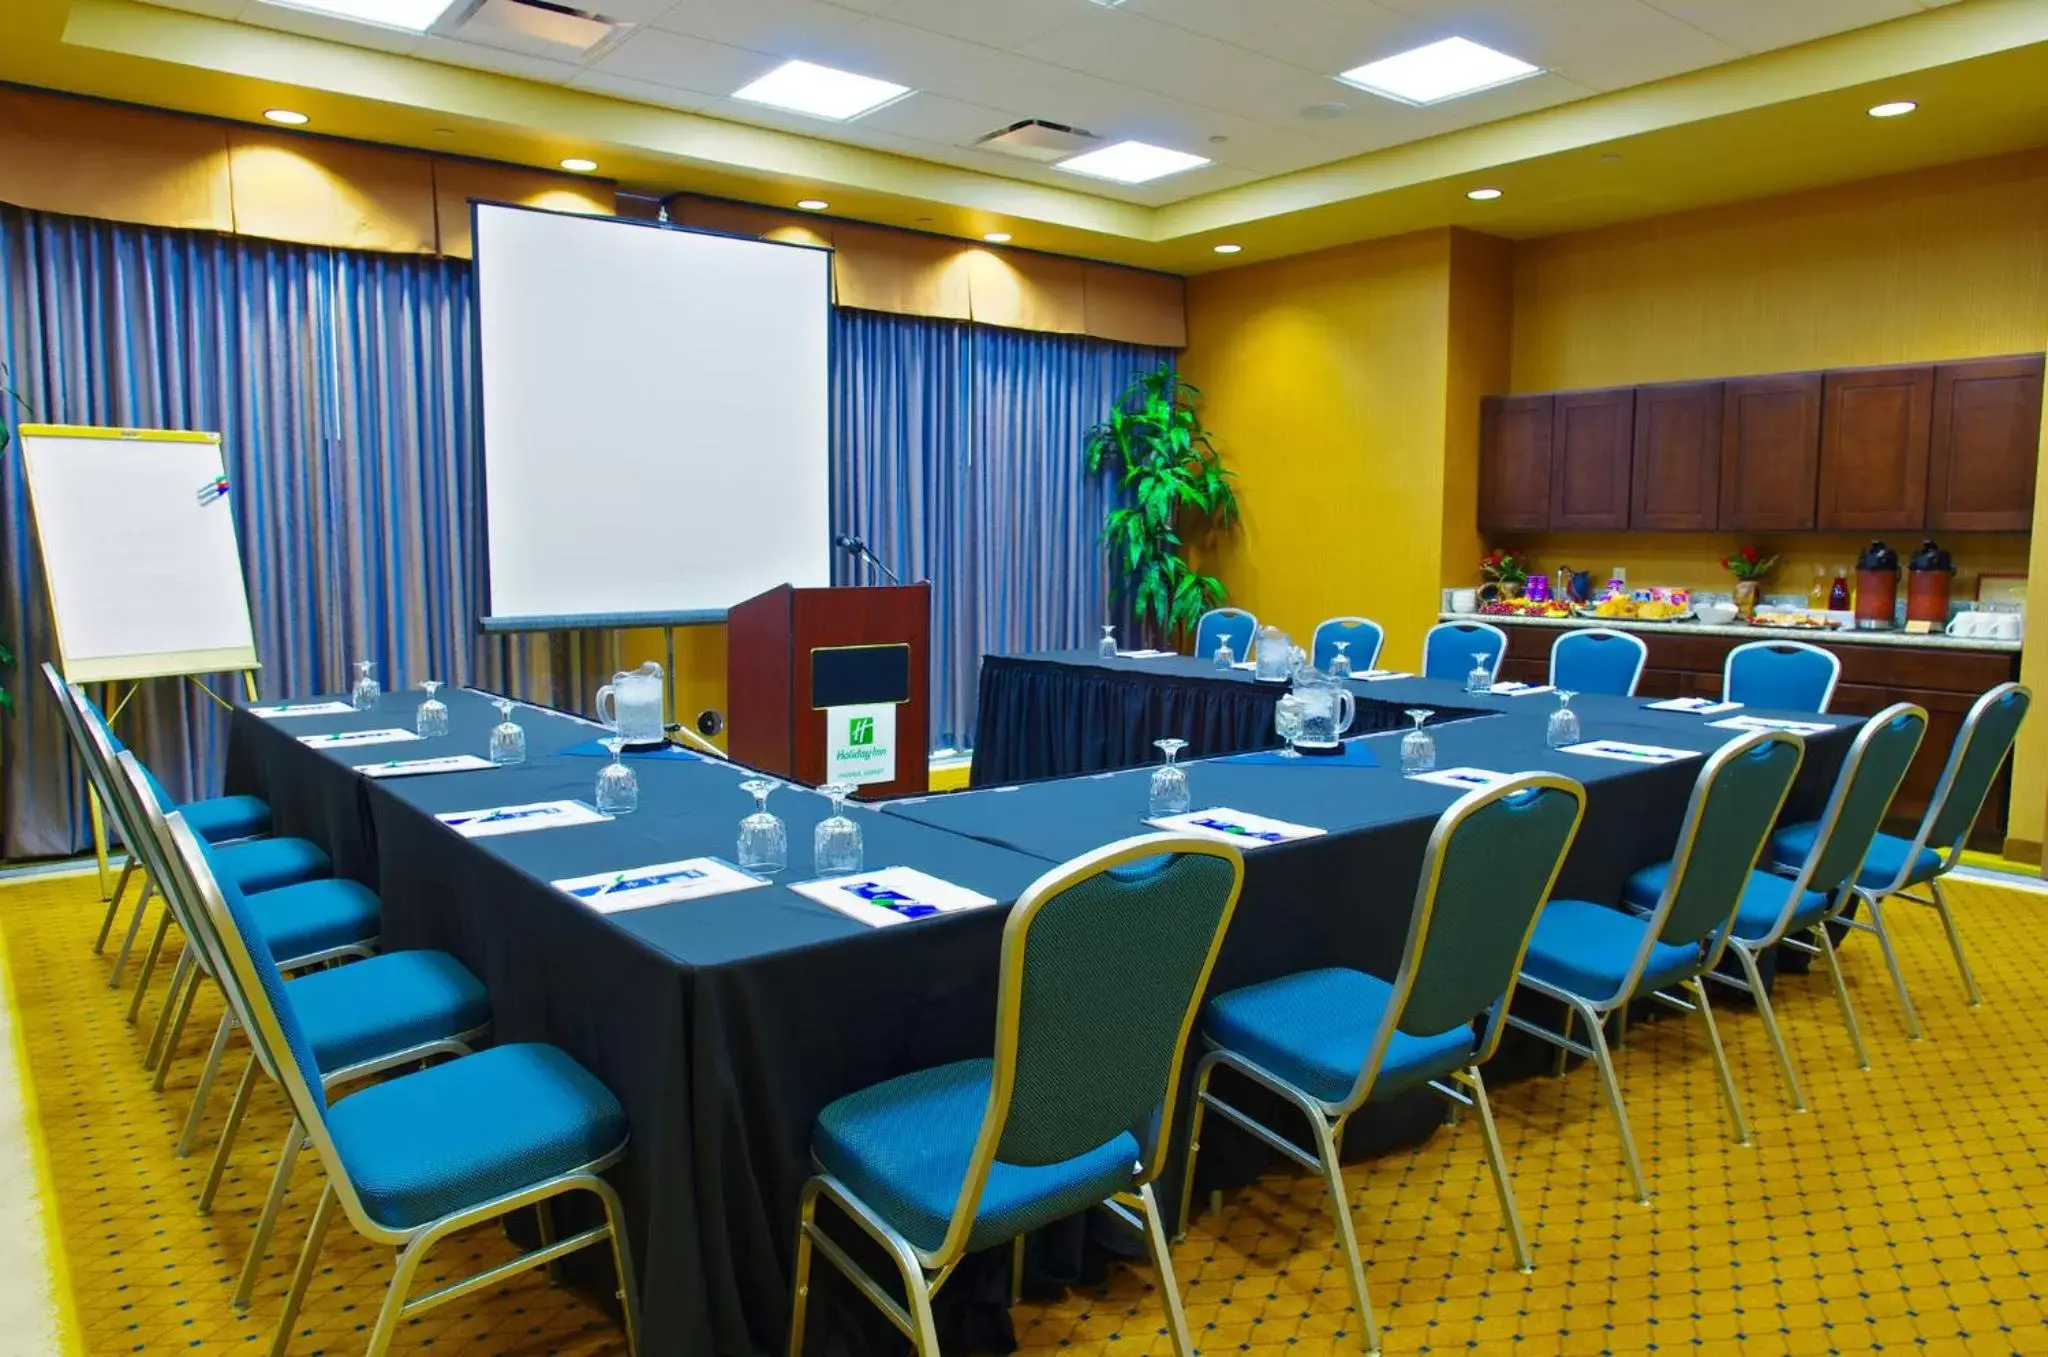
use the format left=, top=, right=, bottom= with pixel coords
left=1828, top=565, right=1850, bottom=610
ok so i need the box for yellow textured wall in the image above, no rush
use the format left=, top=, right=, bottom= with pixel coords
left=1442, top=229, right=1517, bottom=593
left=1180, top=229, right=1456, bottom=672
left=618, top=624, right=728, bottom=752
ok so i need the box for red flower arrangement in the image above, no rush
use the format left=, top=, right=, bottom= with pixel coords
left=1720, top=544, right=1778, bottom=581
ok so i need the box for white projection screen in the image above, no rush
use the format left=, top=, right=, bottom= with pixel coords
left=473, top=202, right=831, bottom=629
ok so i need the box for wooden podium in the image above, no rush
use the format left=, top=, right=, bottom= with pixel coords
left=725, top=583, right=931, bottom=797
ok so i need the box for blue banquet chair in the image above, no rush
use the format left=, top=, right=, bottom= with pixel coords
left=1423, top=620, right=1508, bottom=684
left=1312, top=617, right=1386, bottom=673
left=1723, top=640, right=1841, bottom=712
left=1765, top=686, right=2026, bottom=1031
left=1549, top=627, right=1649, bottom=696
left=1193, top=607, right=1258, bottom=664
left=165, top=810, right=639, bottom=1357
left=1624, top=703, right=1925, bottom=1109
left=1510, top=730, right=1804, bottom=1202
left=787, top=834, right=1245, bottom=1357
left=1180, top=774, right=1585, bottom=1355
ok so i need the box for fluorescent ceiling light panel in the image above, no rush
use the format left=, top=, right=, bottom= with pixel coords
left=733, top=60, right=910, bottom=121
left=1056, top=140, right=1209, bottom=185
left=1338, top=37, right=1539, bottom=105
left=255, top=0, right=459, bottom=32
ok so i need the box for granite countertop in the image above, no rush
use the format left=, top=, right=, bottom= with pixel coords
left=1438, top=611, right=2023, bottom=654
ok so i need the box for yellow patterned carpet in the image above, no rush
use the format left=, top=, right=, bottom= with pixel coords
left=6, top=869, right=2048, bottom=1355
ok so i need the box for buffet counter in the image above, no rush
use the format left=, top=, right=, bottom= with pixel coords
left=1439, top=610, right=2022, bottom=654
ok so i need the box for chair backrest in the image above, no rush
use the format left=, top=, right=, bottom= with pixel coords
left=61, top=679, right=154, bottom=851
left=1724, top=641, right=1841, bottom=713
left=1919, top=682, right=2031, bottom=867
left=1350, top=774, right=1585, bottom=1110
left=112, top=751, right=243, bottom=1013
left=1641, top=731, right=1805, bottom=960
left=1550, top=628, right=1648, bottom=696
left=42, top=664, right=119, bottom=832
left=1193, top=608, right=1257, bottom=661
left=936, top=834, right=1243, bottom=1265
left=1767, top=704, right=1926, bottom=934
left=1311, top=617, right=1385, bottom=673
left=1422, top=621, right=1507, bottom=684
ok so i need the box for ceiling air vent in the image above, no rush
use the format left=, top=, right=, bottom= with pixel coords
left=451, top=0, right=625, bottom=60
left=973, top=119, right=1100, bottom=163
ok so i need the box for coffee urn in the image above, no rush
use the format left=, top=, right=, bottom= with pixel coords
left=1907, top=540, right=1956, bottom=627
left=1854, top=540, right=1899, bottom=629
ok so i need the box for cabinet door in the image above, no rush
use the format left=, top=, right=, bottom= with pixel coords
left=1479, top=394, right=1554, bottom=532
left=1547, top=389, right=1635, bottom=530
left=1630, top=381, right=1723, bottom=530
left=1720, top=374, right=1822, bottom=531
left=1818, top=365, right=1933, bottom=531
left=1928, top=355, right=2044, bottom=532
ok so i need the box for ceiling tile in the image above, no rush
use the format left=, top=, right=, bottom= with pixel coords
left=874, top=0, right=1092, bottom=51
left=647, top=0, right=867, bottom=55
left=241, top=2, right=427, bottom=54
left=138, top=0, right=249, bottom=20
left=1640, top=0, right=1920, bottom=54
left=1116, top=0, right=1349, bottom=47
left=566, top=66, right=717, bottom=110
left=1373, top=0, right=1743, bottom=92
left=1295, top=69, right=1595, bottom=157
left=1229, top=1, right=1443, bottom=74
left=578, top=0, right=682, bottom=23
left=417, top=33, right=584, bottom=80
left=855, top=92, right=1033, bottom=147
left=587, top=26, right=778, bottom=94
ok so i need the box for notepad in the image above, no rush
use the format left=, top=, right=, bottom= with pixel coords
left=250, top=700, right=358, bottom=719
left=360, top=754, right=497, bottom=779
left=1499, top=684, right=1556, bottom=697
left=298, top=728, right=421, bottom=750
left=1147, top=807, right=1325, bottom=847
left=1115, top=649, right=1175, bottom=659
left=1357, top=671, right=1415, bottom=682
left=555, top=858, right=767, bottom=913
left=1709, top=715, right=1834, bottom=737
left=1646, top=697, right=1743, bottom=716
left=1410, top=767, right=1513, bottom=790
left=437, top=799, right=610, bottom=838
left=793, top=867, right=998, bottom=927
left=1560, top=740, right=1700, bottom=765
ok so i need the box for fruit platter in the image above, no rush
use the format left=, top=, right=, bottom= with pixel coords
left=1479, top=598, right=1573, bottom=619
left=1577, top=588, right=1693, bottom=622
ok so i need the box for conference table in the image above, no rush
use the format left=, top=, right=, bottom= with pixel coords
left=223, top=665, right=1858, bottom=1357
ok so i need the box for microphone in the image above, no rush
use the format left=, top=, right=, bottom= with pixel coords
left=833, top=532, right=902, bottom=586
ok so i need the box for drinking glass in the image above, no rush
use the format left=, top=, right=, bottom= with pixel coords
left=351, top=660, right=380, bottom=712
left=1466, top=652, right=1492, bottom=694
left=1546, top=690, right=1582, bottom=750
left=415, top=680, right=449, bottom=737
left=1401, top=709, right=1437, bottom=775
left=595, top=736, right=638, bottom=815
left=738, top=779, right=787, bottom=873
left=1099, top=623, right=1118, bottom=658
left=1274, top=692, right=1306, bottom=758
left=488, top=698, right=526, bottom=766
left=814, top=782, right=863, bottom=875
left=1149, top=738, right=1191, bottom=817
left=1212, top=639, right=1235, bottom=671
left=1330, top=641, right=1352, bottom=680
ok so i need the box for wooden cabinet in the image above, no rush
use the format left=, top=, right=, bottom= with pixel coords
left=1720, top=374, right=1823, bottom=530
left=1478, top=395, right=1554, bottom=532
left=1548, top=389, right=1635, bottom=530
left=1817, top=365, right=1934, bottom=531
left=1928, top=355, right=2044, bottom=532
left=1630, top=381, right=1723, bottom=530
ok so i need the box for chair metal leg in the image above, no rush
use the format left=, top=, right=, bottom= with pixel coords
left=199, top=1053, right=258, bottom=1215
left=1138, top=1182, right=1197, bottom=1357
left=787, top=1180, right=819, bottom=1357
left=1009, top=1234, right=1025, bottom=1307
left=109, top=880, right=156, bottom=991
left=1458, top=1067, right=1532, bottom=1271
left=125, top=907, right=174, bottom=1024
left=177, top=1013, right=235, bottom=1159
left=1574, top=997, right=1648, bottom=1205
left=537, top=1199, right=565, bottom=1286
left=144, top=950, right=195, bottom=1073
left=1927, top=878, right=1983, bottom=1007
left=591, top=1177, right=641, bottom=1357
left=1307, top=1111, right=1382, bottom=1355
left=1812, top=924, right=1872, bottom=1070
left=1553, top=1007, right=1574, bottom=1078
left=150, top=964, right=205, bottom=1094
left=94, top=858, right=135, bottom=954
left=1730, top=943, right=1807, bottom=1111
left=1858, top=890, right=1924, bottom=1040
left=268, top=1181, right=336, bottom=1357
left=1175, top=1054, right=1218, bottom=1243
left=1687, top=978, right=1750, bottom=1147
left=363, top=1230, right=436, bottom=1357
left=233, top=1124, right=303, bottom=1312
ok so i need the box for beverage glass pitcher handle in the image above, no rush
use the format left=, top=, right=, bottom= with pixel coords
left=595, top=684, right=616, bottom=729
left=1336, top=689, right=1356, bottom=736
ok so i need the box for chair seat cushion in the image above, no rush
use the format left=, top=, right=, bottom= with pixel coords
left=214, top=837, right=331, bottom=896
left=1625, top=862, right=1830, bottom=944
left=246, top=878, right=380, bottom=963
left=1520, top=899, right=1702, bottom=1003
left=326, top=1043, right=627, bottom=1232
left=813, top=1057, right=1139, bottom=1257
left=289, top=951, right=491, bottom=1075
left=1201, top=968, right=1475, bottom=1107
left=178, top=794, right=272, bottom=844
left=1769, top=822, right=1942, bottom=892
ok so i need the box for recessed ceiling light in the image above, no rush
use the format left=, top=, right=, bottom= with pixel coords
left=983, top=232, right=1012, bottom=244
left=1338, top=37, right=1539, bottom=106
left=1868, top=100, right=1917, bottom=118
left=262, top=109, right=310, bottom=126
left=1056, top=140, right=1210, bottom=185
left=560, top=158, right=598, bottom=173
left=1466, top=187, right=1503, bottom=201
left=1213, top=244, right=1242, bottom=254
left=795, top=199, right=829, bottom=211
left=733, top=59, right=910, bottom=122
left=254, top=0, right=460, bottom=33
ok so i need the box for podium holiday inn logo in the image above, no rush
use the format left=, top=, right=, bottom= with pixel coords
left=848, top=715, right=875, bottom=745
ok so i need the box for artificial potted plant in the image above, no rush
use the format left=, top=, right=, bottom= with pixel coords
left=1720, top=543, right=1779, bottom=621
left=1481, top=548, right=1530, bottom=601
left=1086, top=364, right=1240, bottom=650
